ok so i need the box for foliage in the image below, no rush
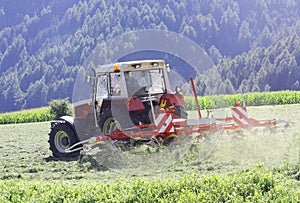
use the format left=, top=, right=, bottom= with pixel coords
left=49, top=98, right=72, bottom=119
left=194, top=34, right=300, bottom=96
left=0, top=1, right=300, bottom=112
left=0, top=107, right=54, bottom=124
left=0, top=97, right=73, bottom=124
left=184, top=90, right=300, bottom=110
left=0, top=165, right=299, bottom=202
left=0, top=91, right=299, bottom=124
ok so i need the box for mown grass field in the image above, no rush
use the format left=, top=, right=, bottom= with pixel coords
left=0, top=104, right=300, bottom=201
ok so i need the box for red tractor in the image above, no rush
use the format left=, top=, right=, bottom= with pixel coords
left=49, top=60, right=187, bottom=158
left=49, top=60, right=277, bottom=159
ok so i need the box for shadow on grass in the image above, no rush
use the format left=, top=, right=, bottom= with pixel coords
left=44, top=156, right=78, bottom=162
left=44, top=155, right=109, bottom=172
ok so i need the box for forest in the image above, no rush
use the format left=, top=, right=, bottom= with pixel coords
left=0, top=0, right=299, bottom=112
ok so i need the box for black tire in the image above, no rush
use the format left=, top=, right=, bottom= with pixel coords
left=98, top=110, right=122, bottom=134
left=48, top=122, right=80, bottom=158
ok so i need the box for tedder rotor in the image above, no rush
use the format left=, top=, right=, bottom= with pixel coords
left=48, top=60, right=277, bottom=161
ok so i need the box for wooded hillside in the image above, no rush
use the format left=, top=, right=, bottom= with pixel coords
left=0, top=0, right=299, bottom=112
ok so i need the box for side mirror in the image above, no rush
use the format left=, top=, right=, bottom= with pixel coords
left=166, top=64, right=171, bottom=73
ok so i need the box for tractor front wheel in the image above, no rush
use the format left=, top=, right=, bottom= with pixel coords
left=48, top=122, right=80, bottom=158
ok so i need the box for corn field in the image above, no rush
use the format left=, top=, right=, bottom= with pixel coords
left=0, top=91, right=299, bottom=124
left=184, top=90, right=300, bottom=110
left=0, top=107, right=54, bottom=124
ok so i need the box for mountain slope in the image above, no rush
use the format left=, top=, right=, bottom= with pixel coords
left=0, top=0, right=299, bottom=112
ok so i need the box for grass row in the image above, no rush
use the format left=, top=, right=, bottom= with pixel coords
left=0, top=107, right=54, bottom=124
left=0, top=164, right=299, bottom=202
left=0, top=91, right=299, bottom=124
left=184, top=90, right=300, bottom=110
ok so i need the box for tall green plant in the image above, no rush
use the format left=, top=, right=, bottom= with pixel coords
left=0, top=107, right=54, bottom=124
left=184, top=91, right=300, bottom=110
left=49, top=98, right=72, bottom=120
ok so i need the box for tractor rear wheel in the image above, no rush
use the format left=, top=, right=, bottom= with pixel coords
left=48, top=122, right=80, bottom=158
left=98, top=110, right=122, bottom=134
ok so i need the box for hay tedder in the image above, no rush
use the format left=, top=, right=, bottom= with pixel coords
left=48, top=60, right=277, bottom=159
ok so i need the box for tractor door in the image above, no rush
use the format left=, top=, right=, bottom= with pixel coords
left=94, top=74, right=109, bottom=122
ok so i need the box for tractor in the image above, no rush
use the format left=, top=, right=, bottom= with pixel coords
left=49, top=60, right=277, bottom=159
left=48, top=60, right=187, bottom=158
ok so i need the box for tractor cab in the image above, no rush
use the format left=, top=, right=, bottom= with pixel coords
left=94, top=60, right=169, bottom=100
left=92, top=60, right=182, bottom=134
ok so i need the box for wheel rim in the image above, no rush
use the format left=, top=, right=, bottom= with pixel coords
left=54, top=130, right=70, bottom=153
left=102, top=118, right=121, bottom=134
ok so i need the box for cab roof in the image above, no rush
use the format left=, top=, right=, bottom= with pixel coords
left=94, top=60, right=165, bottom=74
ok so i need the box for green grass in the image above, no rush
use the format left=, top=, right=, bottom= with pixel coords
left=0, top=104, right=300, bottom=202
left=0, top=107, right=54, bottom=124
left=0, top=164, right=299, bottom=202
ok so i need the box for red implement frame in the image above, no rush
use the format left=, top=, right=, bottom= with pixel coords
left=81, top=107, right=276, bottom=148
left=69, top=78, right=277, bottom=152
left=190, top=76, right=202, bottom=119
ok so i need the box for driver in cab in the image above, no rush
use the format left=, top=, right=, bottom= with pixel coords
left=125, top=71, right=141, bottom=96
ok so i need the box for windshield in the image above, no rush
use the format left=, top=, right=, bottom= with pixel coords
left=96, top=75, right=108, bottom=98
left=125, top=69, right=166, bottom=96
